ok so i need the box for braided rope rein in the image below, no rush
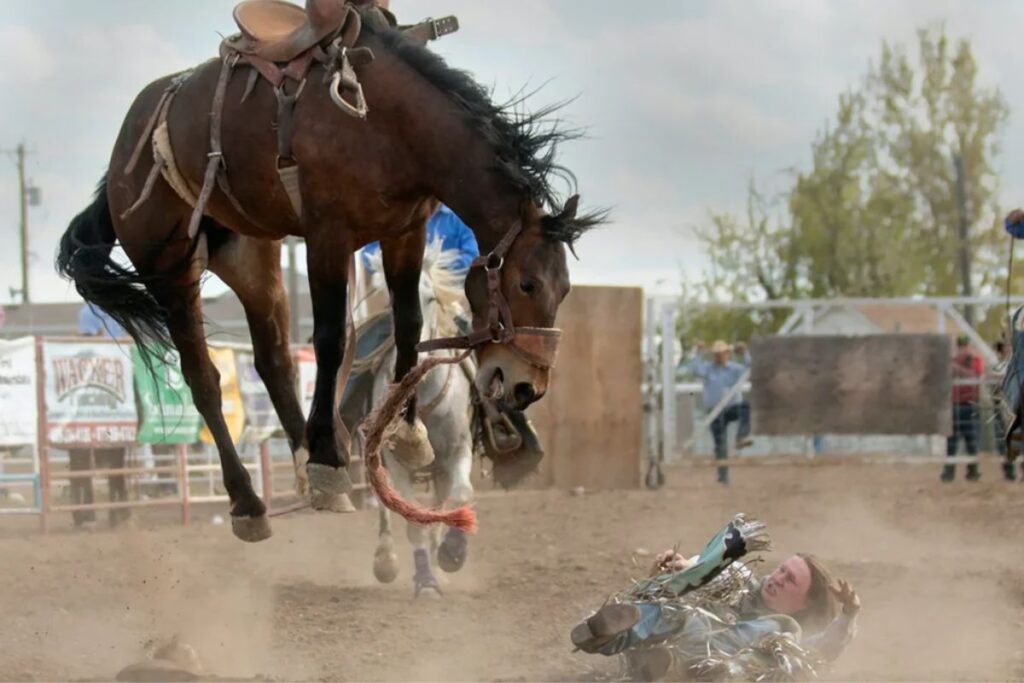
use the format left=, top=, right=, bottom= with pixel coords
left=359, top=349, right=478, bottom=532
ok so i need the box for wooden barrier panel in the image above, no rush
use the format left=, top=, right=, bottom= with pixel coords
left=750, top=334, right=953, bottom=435
left=511, top=286, right=644, bottom=490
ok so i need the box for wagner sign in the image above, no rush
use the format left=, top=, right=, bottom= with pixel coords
left=43, top=341, right=137, bottom=446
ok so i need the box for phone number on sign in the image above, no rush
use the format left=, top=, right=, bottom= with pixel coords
left=47, top=424, right=137, bottom=444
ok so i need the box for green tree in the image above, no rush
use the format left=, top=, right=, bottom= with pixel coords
left=690, top=27, right=1009, bottom=337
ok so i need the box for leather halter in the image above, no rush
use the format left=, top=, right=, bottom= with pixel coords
left=416, top=222, right=562, bottom=370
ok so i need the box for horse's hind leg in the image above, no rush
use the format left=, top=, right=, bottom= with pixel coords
left=150, top=241, right=271, bottom=542
left=110, top=169, right=270, bottom=541
left=209, top=233, right=317, bottom=500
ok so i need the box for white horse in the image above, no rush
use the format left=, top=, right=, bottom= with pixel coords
left=359, top=243, right=476, bottom=597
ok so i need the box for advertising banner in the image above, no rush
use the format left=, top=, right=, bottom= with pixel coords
left=199, top=346, right=244, bottom=445
left=133, top=345, right=202, bottom=444
left=43, top=340, right=137, bottom=446
left=0, top=337, right=37, bottom=447
left=236, top=351, right=282, bottom=443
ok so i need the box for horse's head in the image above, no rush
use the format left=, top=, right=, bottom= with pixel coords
left=466, top=195, right=602, bottom=411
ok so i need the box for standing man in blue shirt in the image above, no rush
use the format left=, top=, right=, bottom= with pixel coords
left=687, top=339, right=753, bottom=485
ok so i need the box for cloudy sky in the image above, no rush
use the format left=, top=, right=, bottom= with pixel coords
left=2, top=0, right=1024, bottom=304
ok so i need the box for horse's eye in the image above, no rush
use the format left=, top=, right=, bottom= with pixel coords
left=520, top=279, right=537, bottom=295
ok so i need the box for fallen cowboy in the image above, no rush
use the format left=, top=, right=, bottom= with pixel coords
left=570, top=516, right=860, bottom=682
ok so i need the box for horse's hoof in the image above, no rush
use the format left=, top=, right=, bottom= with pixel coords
left=231, top=514, right=272, bottom=543
left=385, top=418, right=435, bottom=469
left=414, top=573, right=443, bottom=598
left=307, top=463, right=354, bottom=512
left=412, top=547, right=443, bottom=598
left=310, top=490, right=357, bottom=513
left=437, top=527, right=468, bottom=573
left=374, top=537, right=400, bottom=584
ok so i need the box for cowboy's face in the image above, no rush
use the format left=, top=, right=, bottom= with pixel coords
left=761, top=555, right=812, bottom=615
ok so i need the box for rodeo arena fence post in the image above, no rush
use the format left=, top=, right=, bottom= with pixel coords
left=644, top=295, right=1024, bottom=477
left=0, top=336, right=368, bottom=532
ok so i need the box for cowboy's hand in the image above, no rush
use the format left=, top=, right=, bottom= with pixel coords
left=832, top=579, right=861, bottom=617
left=694, top=340, right=705, bottom=353
left=735, top=342, right=748, bottom=355
left=651, top=550, right=691, bottom=576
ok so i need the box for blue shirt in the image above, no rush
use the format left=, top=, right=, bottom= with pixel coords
left=362, top=205, right=480, bottom=273
left=687, top=355, right=749, bottom=410
left=78, top=304, right=125, bottom=339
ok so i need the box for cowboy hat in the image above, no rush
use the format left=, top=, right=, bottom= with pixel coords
left=711, top=340, right=731, bottom=354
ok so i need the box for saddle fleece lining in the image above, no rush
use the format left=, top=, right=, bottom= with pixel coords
left=152, top=122, right=199, bottom=208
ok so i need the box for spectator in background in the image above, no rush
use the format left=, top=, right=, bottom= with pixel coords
left=362, top=204, right=479, bottom=275
left=686, top=340, right=753, bottom=485
left=942, top=334, right=984, bottom=483
left=992, top=339, right=1016, bottom=481
left=70, top=303, right=130, bottom=529
left=356, top=203, right=479, bottom=322
left=78, top=303, right=125, bottom=339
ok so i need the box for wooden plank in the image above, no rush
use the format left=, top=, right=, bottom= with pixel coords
left=521, top=286, right=644, bottom=490
left=750, top=334, right=952, bottom=435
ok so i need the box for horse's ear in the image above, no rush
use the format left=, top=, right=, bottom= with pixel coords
left=559, top=195, right=580, bottom=221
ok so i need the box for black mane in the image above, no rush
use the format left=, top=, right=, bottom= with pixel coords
left=367, top=24, right=605, bottom=245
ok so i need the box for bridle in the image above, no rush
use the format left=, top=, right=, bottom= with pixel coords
left=416, top=221, right=562, bottom=371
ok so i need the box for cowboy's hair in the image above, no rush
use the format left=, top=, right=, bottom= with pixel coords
left=791, top=553, right=841, bottom=633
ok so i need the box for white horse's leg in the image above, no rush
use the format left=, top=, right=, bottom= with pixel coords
left=373, top=499, right=399, bottom=583
left=435, top=383, right=475, bottom=574
left=384, top=450, right=441, bottom=598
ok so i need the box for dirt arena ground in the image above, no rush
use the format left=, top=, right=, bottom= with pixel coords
left=1, top=456, right=1023, bottom=682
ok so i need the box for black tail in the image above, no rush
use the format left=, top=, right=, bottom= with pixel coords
left=56, top=176, right=172, bottom=351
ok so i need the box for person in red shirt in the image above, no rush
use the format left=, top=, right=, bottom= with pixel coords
left=942, top=334, right=985, bottom=482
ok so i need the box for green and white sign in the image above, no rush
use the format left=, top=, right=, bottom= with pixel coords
left=132, top=345, right=202, bottom=444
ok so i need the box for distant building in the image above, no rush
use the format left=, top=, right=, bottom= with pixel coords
left=797, top=302, right=967, bottom=340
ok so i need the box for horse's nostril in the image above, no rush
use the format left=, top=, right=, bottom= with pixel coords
left=512, top=382, right=538, bottom=408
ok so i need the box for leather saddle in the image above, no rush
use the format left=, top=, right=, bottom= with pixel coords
left=232, top=0, right=459, bottom=63
left=233, top=0, right=351, bottom=62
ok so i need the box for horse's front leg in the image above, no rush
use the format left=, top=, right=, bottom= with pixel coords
left=303, top=232, right=355, bottom=512
left=380, top=227, right=435, bottom=469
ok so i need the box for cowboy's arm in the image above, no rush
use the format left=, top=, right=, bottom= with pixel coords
left=804, top=579, right=860, bottom=662
left=803, top=613, right=858, bottom=662
left=453, top=222, right=480, bottom=272
left=688, top=354, right=710, bottom=379
left=735, top=341, right=750, bottom=368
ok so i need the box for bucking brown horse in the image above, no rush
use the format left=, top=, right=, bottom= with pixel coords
left=56, top=1, right=602, bottom=542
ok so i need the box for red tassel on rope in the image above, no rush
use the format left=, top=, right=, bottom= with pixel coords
left=365, top=459, right=477, bottom=532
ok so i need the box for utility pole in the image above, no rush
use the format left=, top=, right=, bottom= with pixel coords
left=953, top=153, right=973, bottom=326
left=15, top=144, right=29, bottom=304
left=3, top=143, right=37, bottom=304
